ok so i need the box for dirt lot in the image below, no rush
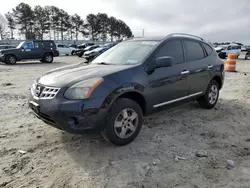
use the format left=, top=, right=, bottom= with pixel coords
left=0, top=56, right=250, bottom=188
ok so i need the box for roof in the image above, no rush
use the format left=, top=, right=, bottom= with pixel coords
left=128, top=33, right=204, bottom=42
left=128, top=36, right=166, bottom=41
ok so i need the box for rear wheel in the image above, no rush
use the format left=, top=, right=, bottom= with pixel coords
left=43, top=53, right=53, bottom=63
left=199, top=80, right=219, bottom=109
left=102, top=98, right=143, bottom=146
left=5, top=55, right=17, bottom=65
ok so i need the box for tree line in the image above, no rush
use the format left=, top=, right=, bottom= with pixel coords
left=1, top=2, right=133, bottom=41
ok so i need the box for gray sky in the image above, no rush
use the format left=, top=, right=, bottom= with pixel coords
left=1, top=0, right=249, bottom=43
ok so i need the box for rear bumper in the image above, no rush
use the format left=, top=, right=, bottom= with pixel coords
left=28, top=92, right=108, bottom=133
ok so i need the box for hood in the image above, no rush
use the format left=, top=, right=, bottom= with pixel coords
left=37, top=63, right=133, bottom=87
left=0, top=48, right=21, bottom=53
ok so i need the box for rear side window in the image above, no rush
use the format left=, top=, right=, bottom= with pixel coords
left=184, top=40, right=205, bottom=61
left=202, top=43, right=213, bottom=55
left=156, top=40, right=184, bottom=64
left=34, top=42, right=43, bottom=48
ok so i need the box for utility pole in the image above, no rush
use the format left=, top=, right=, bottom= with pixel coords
left=142, top=29, right=144, bottom=37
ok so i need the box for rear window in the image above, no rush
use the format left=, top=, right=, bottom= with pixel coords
left=202, top=43, right=213, bottom=55
left=184, top=40, right=205, bottom=61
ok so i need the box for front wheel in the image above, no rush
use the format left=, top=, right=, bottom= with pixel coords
left=5, top=55, right=17, bottom=65
left=198, top=80, right=219, bottom=109
left=102, top=98, right=143, bottom=146
left=43, top=53, right=53, bottom=63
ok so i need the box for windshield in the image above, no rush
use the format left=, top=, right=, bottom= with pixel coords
left=17, top=41, right=25, bottom=48
left=92, top=40, right=159, bottom=65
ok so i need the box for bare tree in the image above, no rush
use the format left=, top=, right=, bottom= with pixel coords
left=0, top=14, right=8, bottom=40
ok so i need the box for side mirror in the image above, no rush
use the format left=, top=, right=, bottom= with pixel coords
left=156, top=56, right=172, bottom=68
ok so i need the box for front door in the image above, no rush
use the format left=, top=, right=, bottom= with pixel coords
left=21, top=41, right=36, bottom=59
left=147, top=39, right=189, bottom=108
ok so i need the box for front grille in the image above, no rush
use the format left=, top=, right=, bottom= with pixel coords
left=32, top=83, right=60, bottom=99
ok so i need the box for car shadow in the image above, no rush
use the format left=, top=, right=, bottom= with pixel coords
left=60, top=98, right=250, bottom=183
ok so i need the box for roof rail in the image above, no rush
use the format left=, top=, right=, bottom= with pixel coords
left=168, top=33, right=203, bottom=41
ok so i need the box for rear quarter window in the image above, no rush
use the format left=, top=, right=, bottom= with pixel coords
left=43, top=42, right=54, bottom=48
left=202, top=43, right=213, bottom=55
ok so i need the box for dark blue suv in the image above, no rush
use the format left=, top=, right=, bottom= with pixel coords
left=28, top=33, right=224, bottom=146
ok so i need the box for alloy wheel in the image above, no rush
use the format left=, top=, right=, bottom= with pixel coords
left=114, top=108, right=139, bottom=139
left=208, top=85, right=218, bottom=104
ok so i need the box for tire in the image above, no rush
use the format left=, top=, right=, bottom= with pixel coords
left=43, top=53, right=53, bottom=63
left=5, top=55, right=17, bottom=65
left=78, top=52, right=83, bottom=57
left=199, top=80, right=219, bottom=109
left=71, top=51, right=74, bottom=55
left=102, top=98, right=143, bottom=146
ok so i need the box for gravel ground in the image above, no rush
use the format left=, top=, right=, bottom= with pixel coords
left=0, top=56, right=250, bottom=188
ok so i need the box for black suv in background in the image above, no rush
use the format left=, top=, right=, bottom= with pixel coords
left=28, top=33, right=224, bottom=146
left=0, top=40, right=59, bottom=64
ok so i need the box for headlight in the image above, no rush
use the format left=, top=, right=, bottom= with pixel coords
left=64, top=77, right=104, bottom=99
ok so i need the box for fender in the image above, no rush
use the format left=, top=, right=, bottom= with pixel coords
left=102, top=82, right=145, bottom=109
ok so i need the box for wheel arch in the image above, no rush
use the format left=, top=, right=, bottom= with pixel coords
left=212, top=76, right=222, bottom=89
left=43, top=51, right=54, bottom=57
left=102, top=84, right=147, bottom=115
left=5, top=54, right=18, bottom=61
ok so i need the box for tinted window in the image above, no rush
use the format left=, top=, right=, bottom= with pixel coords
left=44, top=42, right=53, bottom=48
left=184, top=40, right=204, bottom=61
left=202, top=43, right=213, bottom=55
left=34, top=42, right=43, bottom=48
left=58, top=44, right=63, bottom=48
left=156, top=40, right=184, bottom=64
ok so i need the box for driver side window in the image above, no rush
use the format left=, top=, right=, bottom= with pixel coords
left=23, top=42, right=34, bottom=49
left=227, top=46, right=232, bottom=50
left=156, top=40, right=184, bottom=64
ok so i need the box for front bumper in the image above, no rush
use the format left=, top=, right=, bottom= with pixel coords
left=28, top=90, right=107, bottom=133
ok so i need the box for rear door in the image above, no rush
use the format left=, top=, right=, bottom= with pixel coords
left=148, top=39, right=189, bottom=108
left=32, top=41, right=44, bottom=58
left=183, top=40, right=211, bottom=95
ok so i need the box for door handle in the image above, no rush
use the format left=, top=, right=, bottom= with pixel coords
left=181, top=70, right=190, bottom=75
left=207, top=65, right=213, bottom=69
